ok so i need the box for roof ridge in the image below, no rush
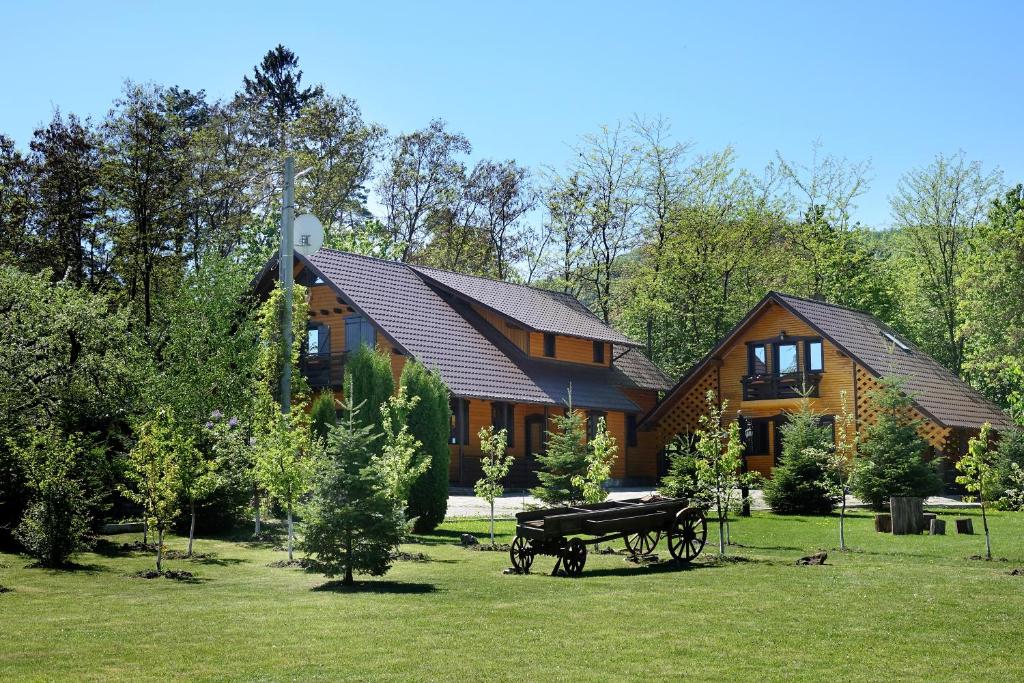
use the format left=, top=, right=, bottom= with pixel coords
left=410, top=261, right=579, bottom=298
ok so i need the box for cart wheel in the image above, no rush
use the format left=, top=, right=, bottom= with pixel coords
left=668, top=508, right=707, bottom=563
left=510, top=536, right=533, bottom=573
left=561, top=538, right=587, bottom=577
left=623, top=530, right=661, bottom=557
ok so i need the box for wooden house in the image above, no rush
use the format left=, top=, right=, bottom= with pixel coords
left=641, top=292, right=1013, bottom=478
left=253, top=249, right=674, bottom=487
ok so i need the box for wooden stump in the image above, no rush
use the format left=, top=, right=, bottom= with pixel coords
left=874, top=513, right=892, bottom=533
left=955, top=518, right=974, bottom=535
left=890, top=497, right=925, bottom=535
left=929, top=518, right=946, bottom=535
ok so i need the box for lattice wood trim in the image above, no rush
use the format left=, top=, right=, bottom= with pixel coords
left=655, top=369, right=719, bottom=441
left=855, top=366, right=950, bottom=451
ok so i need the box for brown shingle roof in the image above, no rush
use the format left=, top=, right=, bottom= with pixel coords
left=775, top=293, right=1012, bottom=430
left=410, top=264, right=641, bottom=347
left=296, top=249, right=661, bottom=412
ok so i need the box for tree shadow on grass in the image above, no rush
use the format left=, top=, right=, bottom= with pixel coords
left=730, top=542, right=805, bottom=552
left=311, top=580, right=439, bottom=595
left=92, top=538, right=141, bottom=558
left=410, top=528, right=478, bottom=546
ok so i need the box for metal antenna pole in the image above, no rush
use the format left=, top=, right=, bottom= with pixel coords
left=279, top=156, right=296, bottom=415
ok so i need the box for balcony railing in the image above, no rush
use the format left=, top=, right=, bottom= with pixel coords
left=300, top=352, right=347, bottom=390
left=741, top=372, right=821, bottom=401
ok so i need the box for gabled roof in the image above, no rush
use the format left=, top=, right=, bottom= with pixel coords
left=410, top=264, right=641, bottom=347
left=644, top=291, right=1012, bottom=430
left=280, top=249, right=668, bottom=411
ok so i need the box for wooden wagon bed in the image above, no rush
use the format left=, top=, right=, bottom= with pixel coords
left=510, top=495, right=707, bottom=576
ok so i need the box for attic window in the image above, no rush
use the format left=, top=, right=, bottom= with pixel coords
left=593, top=341, right=605, bottom=363
left=543, top=333, right=556, bottom=357
left=882, top=331, right=910, bottom=352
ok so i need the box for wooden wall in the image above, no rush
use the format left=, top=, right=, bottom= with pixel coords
left=471, top=304, right=529, bottom=352
left=527, top=332, right=611, bottom=367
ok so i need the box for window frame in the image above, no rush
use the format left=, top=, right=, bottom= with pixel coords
left=490, top=401, right=515, bottom=448
left=586, top=410, right=607, bottom=440
left=593, top=340, right=605, bottom=364
left=543, top=333, right=556, bottom=357
left=748, top=343, right=768, bottom=375
left=774, top=342, right=799, bottom=375
left=449, top=397, right=470, bottom=445
left=805, top=339, right=824, bottom=373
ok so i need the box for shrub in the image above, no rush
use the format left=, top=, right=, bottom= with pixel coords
left=400, top=361, right=451, bottom=532
left=995, top=427, right=1024, bottom=510
left=12, top=428, right=93, bottom=567
left=344, top=344, right=394, bottom=433
left=850, top=378, right=942, bottom=509
left=764, top=400, right=838, bottom=515
left=659, top=436, right=706, bottom=504
left=310, top=391, right=338, bottom=444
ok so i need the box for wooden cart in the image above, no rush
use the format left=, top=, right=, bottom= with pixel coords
left=509, top=495, right=707, bottom=576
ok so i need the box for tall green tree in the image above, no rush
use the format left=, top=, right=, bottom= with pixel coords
left=889, top=152, right=1002, bottom=374
left=959, top=184, right=1024, bottom=414
left=241, top=44, right=323, bottom=151
left=400, top=361, right=451, bottom=532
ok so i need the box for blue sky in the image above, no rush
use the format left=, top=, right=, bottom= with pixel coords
left=2, top=1, right=1022, bottom=228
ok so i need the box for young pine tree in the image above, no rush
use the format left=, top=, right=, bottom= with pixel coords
left=530, top=389, right=589, bottom=506
left=401, top=361, right=452, bottom=532
left=763, top=398, right=838, bottom=515
left=302, top=401, right=406, bottom=586
left=475, top=426, right=513, bottom=545
left=851, top=378, right=942, bottom=509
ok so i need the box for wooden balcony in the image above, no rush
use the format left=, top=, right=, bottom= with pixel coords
left=741, top=372, right=821, bottom=401
left=300, top=352, right=347, bottom=390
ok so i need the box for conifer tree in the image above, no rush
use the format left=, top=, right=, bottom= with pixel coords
left=401, top=361, right=451, bottom=532
left=530, top=388, right=589, bottom=506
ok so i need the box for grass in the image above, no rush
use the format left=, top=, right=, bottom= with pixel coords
left=1, top=508, right=1023, bottom=682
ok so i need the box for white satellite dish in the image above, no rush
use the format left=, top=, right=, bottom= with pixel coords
left=293, top=214, right=324, bottom=256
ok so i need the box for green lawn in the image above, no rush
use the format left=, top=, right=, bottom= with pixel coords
left=1, top=509, right=1023, bottom=682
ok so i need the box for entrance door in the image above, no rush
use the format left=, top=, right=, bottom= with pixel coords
left=525, top=414, right=546, bottom=460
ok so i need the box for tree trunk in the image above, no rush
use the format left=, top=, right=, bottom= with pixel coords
left=156, top=527, right=164, bottom=573
left=717, top=501, right=726, bottom=555
left=489, top=501, right=495, bottom=545
left=344, top=532, right=353, bottom=585
left=981, top=503, right=991, bottom=560
left=187, top=501, right=196, bottom=557
left=839, top=493, right=847, bottom=550
left=286, top=502, right=294, bottom=561
left=253, top=488, right=261, bottom=536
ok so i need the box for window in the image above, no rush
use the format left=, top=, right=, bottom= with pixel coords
left=626, top=414, right=638, bottom=447
left=882, top=330, right=910, bottom=352
left=307, top=323, right=330, bottom=355
left=543, top=333, right=556, bottom=357
left=449, top=397, right=469, bottom=445
left=586, top=411, right=607, bottom=440
left=344, top=315, right=376, bottom=352
left=806, top=340, right=823, bottom=372
left=776, top=343, right=798, bottom=374
left=748, top=343, right=768, bottom=375
left=593, top=340, right=605, bottom=363
left=490, top=402, right=515, bottom=448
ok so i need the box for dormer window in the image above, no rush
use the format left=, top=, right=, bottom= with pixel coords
left=882, top=331, right=910, bottom=352
left=543, top=333, right=556, bottom=357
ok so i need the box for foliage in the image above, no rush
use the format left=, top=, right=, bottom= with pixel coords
left=995, top=427, right=1024, bottom=510
left=122, top=408, right=184, bottom=571
left=850, top=378, right=942, bottom=509
left=956, top=423, right=999, bottom=560
left=344, top=344, right=395, bottom=433
left=196, top=411, right=254, bottom=533
left=12, top=428, right=93, bottom=567
left=369, top=387, right=428, bottom=505
left=571, top=416, right=618, bottom=504
left=475, top=426, right=513, bottom=544
left=252, top=282, right=310, bottom=418
left=172, top=425, right=216, bottom=556
left=689, top=391, right=754, bottom=555
left=828, top=390, right=860, bottom=549
left=658, top=436, right=707, bottom=505
left=959, top=185, right=1024, bottom=414
left=310, top=391, right=338, bottom=444
left=400, top=361, right=452, bottom=532
left=254, top=409, right=315, bottom=560
left=763, top=398, right=838, bottom=515
left=530, top=390, right=589, bottom=506
left=302, top=401, right=405, bottom=585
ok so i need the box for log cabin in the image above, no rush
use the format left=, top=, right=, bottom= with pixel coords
left=252, top=248, right=674, bottom=487
left=641, top=292, right=1013, bottom=480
